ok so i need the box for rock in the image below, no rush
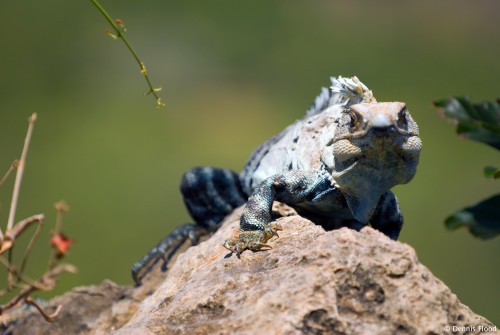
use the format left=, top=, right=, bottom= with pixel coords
left=3, top=280, right=136, bottom=335
left=6, top=205, right=496, bottom=335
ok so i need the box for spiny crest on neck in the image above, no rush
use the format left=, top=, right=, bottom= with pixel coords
left=306, top=76, right=376, bottom=117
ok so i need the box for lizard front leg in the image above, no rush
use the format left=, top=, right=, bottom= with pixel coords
left=224, top=170, right=335, bottom=255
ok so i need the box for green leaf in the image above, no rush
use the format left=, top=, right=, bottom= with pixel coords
left=445, top=194, right=500, bottom=239
left=434, top=96, right=500, bottom=150
left=484, top=166, right=500, bottom=179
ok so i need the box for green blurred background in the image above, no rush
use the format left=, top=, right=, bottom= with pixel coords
left=0, top=0, right=498, bottom=324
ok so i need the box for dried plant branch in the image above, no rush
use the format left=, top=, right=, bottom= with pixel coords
left=0, top=214, right=44, bottom=255
left=0, top=256, right=37, bottom=294
left=0, top=282, right=36, bottom=313
left=0, top=114, right=75, bottom=324
left=0, top=214, right=45, bottom=290
left=0, top=160, right=19, bottom=189
left=0, top=161, right=20, bottom=242
left=53, top=201, right=68, bottom=237
left=0, top=263, right=76, bottom=315
left=19, top=216, right=45, bottom=277
left=6, top=114, right=37, bottom=233
left=4, top=114, right=37, bottom=278
left=25, top=297, right=62, bottom=323
left=5, top=214, right=45, bottom=244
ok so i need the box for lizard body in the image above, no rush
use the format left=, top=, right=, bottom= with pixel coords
left=132, top=76, right=422, bottom=284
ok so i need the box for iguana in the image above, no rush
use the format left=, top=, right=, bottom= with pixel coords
left=132, top=76, right=422, bottom=284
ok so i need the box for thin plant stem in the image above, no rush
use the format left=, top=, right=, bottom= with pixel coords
left=6, top=114, right=37, bottom=233
left=0, top=160, right=19, bottom=189
left=0, top=160, right=19, bottom=241
left=25, top=297, right=62, bottom=323
left=0, top=261, right=76, bottom=314
left=53, top=201, right=68, bottom=235
left=5, top=114, right=37, bottom=284
left=90, top=0, right=165, bottom=107
left=19, top=216, right=44, bottom=277
left=0, top=256, right=37, bottom=292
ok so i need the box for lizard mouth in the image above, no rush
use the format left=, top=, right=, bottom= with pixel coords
left=333, top=125, right=418, bottom=143
left=332, top=134, right=421, bottom=168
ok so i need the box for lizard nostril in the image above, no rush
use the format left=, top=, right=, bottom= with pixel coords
left=373, top=125, right=395, bottom=136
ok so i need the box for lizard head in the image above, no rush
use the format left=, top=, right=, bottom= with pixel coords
left=330, top=102, right=422, bottom=223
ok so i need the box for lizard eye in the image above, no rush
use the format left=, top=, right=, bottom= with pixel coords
left=397, top=106, right=408, bottom=129
left=349, top=111, right=360, bottom=130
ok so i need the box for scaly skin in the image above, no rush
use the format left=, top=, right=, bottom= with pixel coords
left=223, top=222, right=283, bottom=257
left=131, top=76, right=422, bottom=284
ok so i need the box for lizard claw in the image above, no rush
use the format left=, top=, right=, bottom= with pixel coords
left=223, top=221, right=282, bottom=256
left=270, top=223, right=282, bottom=238
left=258, top=244, right=273, bottom=250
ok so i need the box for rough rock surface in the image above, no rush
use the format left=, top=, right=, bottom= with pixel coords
left=6, top=205, right=496, bottom=335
